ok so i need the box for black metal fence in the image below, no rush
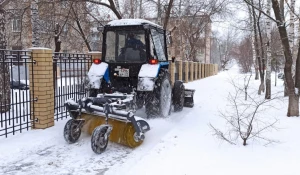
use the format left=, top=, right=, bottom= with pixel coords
left=53, top=53, right=92, bottom=120
left=0, top=49, right=36, bottom=137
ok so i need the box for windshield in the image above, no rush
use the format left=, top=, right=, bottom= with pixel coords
left=105, top=30, right=146, bottom=63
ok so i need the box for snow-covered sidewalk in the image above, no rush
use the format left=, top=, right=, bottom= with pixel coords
left=1, top=65, right=300, bottom=175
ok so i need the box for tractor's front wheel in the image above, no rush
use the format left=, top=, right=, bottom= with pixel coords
left=64, top=119, right=82, bottom=144
left=91, top=125, right=110, bottom=154
left=145, top=69, right=172, bottom=118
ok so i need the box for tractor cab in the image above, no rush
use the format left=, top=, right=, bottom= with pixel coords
left=97, top=19, right=169, bottom=93
left=101, top=19, right=168, bottom=64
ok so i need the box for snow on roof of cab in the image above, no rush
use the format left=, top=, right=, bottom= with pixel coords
left=107, top=19, right=162, bottom=28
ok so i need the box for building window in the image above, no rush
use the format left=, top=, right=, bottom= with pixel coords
left=12, top=19, right=21, bottom=32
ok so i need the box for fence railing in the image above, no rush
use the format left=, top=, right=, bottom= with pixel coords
left=0, top=49, right=37, bottom=137
left=168, top=61, right=218, bottom=84
left=53, top=53, right=92, bottom=121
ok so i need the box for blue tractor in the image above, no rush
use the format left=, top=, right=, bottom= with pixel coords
left=63, top=19, right=195, bottom=154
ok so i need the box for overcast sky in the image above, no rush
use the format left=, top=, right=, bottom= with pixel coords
left=212, top=0, right=300, bottom=39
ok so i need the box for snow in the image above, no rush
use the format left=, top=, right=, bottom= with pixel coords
left=28, top=47, right=51, bottom=50
left=108, top=19, right=162, bottom=28
left=88, top=51, right=101, bottom=54
left=1, top=63, right=299, bottom=175
left=87, top=62, right=108, bottom=88
left=137, top=77, right=155, bottom=91
left=138, top=64, right=160, bottom=77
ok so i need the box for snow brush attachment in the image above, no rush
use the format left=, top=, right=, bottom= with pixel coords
left=64, top=95, right=150, bottom=154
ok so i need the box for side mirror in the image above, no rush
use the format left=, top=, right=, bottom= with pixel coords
left=171, top=56, right=175, bottom=63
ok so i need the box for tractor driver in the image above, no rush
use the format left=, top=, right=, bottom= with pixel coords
left=116, top=33, right=146, bottom=62
left=126, top=33, right=145, bottom=50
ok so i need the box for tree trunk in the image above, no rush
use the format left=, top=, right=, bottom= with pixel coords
left=107, top=0, right=122, bottom=19
left=251, top=1, right=262, bottom=84
left=157, top=0, right=162, bottom=25
left=0, top=8, right=10, bottom=113
left=279, top=0, right=288, bottom=96
left=243, top=139, right=247, bottom=146
left=287, top=94, right=299, bottom=117
left=272, top=0, right=299, bottom=116
left=295, top=40, right=300, bottom=89
left=31, top=0, right=40, bottom=47
left=289, top=0, right=295, bottom=52
left=71, top=6, right=91, bottom=51
left=114, top=0, right=120, bottom=14
left=54, top=23, right=61, bottom=53
left=265, top=0, right=271, bottom=99
left=130, top=0, right=134, bottom=18
left=139, top=0, right=142, bottom=18
left=295, top=9, right=300, bottom=89
left=257, top=5, right=265, bottom=95
left=163, top=0, right=174, bottom=30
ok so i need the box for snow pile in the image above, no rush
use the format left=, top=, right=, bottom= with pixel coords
left=138, top=64, right=160, bottom=77
left=87, top=62, right=108, bottom=88
left=108, top=19, right=162, bottom=28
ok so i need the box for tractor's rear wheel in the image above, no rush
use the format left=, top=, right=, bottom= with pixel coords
left=145, top=69, right=172, bottom=118
left=136, top=93, right=144, bottom=109
left=173, top=81, right=185, bottom=112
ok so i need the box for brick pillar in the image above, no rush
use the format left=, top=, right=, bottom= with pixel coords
left=194, top=63, right=198, bottom=80
left=185, top=61, right=189, bottom=83
left=29, top=48, right=54, bottom=129
left=201, top=64, right=204, bottom=78
left=205, top=64, right=207, bottom=78
left=207, top=64, right=210, bottom=77
left=179, top=61, right=183, bottom=81
left=207, top=64, right=209, bottom=77
left=198, top=63, right=201, bottom=79
left=190, top=62, right=194, bottom=81
left=170, top=62, right=175, bottom=86
left=215, top=64, right=218, bottom=75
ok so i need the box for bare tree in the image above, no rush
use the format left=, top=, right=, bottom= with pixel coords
left=235, top=36, right=254, bottom=73
left=210, top=76, right=280, bottom=146
left=271, top=0, right=299, bottom=116
left=85, top=0, right=122, bottom=19
left=31, top=0, right=40, bottom=47
left=216, top=29, right=237, bottom=70
left=265, top=0, right=272, bottom=99
left=0, top=0, right=10, bottom=113
left=163, top=0, right=174, bottom=30
left=248, top=4, right=259, bottom=79
left=248, top=0, right=265, bottom=95
left=256, top=0, right=266, bottom=95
